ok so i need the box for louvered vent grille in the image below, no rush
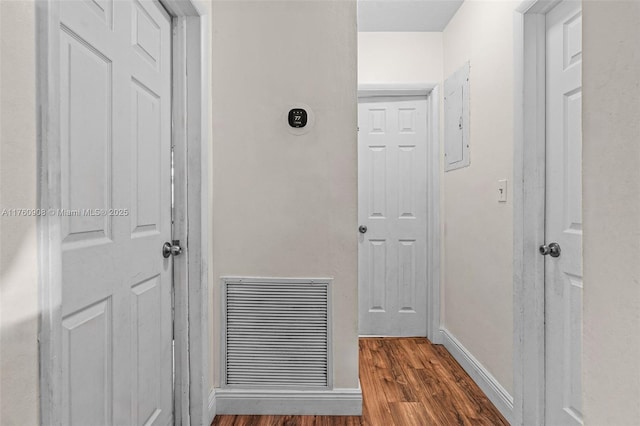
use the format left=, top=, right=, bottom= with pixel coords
left=224, top=279, right=331, bottom=388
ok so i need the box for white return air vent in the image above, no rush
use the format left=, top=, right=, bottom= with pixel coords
left=223, top=277, right=332, bottom=389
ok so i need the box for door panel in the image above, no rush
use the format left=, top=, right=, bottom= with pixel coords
left=131, top=275, right=163, bottom=426
left=131, top=79, right=162, bottom=237
left=62, top=299, right=112, bottom=426
left=545, top=2, right=583, bottom=425
left=358, top=97, right=428, bottom=336
left=369, top=145, right=387, bottom=218
left=367, top=239, right=387, bottom=311
left=59, top=1, right=173, bottom=425
left=60, top=28, right=112, bottom=248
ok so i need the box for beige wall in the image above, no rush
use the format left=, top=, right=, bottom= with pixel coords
left=0, top=1, right=40, bottom=425
left=583, top=1, right=640, bottom=424
left=358, top=32, right=443, bottom=84
left=442, top=0, right=516, bottom=395
left=210, top=0, right=359, bottom=389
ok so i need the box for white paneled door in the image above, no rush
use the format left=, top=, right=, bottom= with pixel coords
left=358, top=97, right=428, bottom=336
left=59, top=1, right=173, bottom=425
left=545, top=1, right=583, bottom=425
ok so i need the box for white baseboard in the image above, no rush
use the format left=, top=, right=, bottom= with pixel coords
left=214, top=384, right=363, bottom=416
left=207, top=388, right=216, bottom=424
left=439, top=329, right=513, bottom=424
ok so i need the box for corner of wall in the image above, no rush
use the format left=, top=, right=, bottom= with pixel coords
left=440, top=329, right=513, bottom=422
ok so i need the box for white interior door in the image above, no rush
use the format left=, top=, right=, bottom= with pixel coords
left=545, top=1, right=583, bottom=425
left=59, top=1, right=173, bottom=424
left=358, top=97, right=428, bottom=336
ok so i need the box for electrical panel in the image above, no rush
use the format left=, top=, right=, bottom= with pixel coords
left=444, top=62, right=470, bottom=171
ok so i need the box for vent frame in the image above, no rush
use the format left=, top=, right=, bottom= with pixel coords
left=221, top=277, right=333, bottom=390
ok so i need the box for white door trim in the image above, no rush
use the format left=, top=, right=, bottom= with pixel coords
left=356, top=83, right=441, bottom=343
left=358, top=82, right=437, bottom=98
left=35, top=1, right=211, bottom=425
left=512, top=1, right=561, bottom=425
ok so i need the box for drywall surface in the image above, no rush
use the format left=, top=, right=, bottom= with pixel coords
left=210, top=0, right=359, bottom=391
left=442, top=0, right=516, bottom=395
left=358, top=32, right=443, bottom=85
left=0, top=1, right=40, bottom=424
left=582, top=1, right=640, bottom=424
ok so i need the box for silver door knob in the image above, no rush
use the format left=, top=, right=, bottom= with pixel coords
left=163, top=240, right=183, bottom=258
left=359, top=225, right=367, bottom=234
left=539, top=242, right=561, bottom=258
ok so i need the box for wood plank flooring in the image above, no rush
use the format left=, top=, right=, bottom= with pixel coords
left=212, top=337, right=509, bottom=426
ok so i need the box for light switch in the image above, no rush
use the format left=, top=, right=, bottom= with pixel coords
left=498, top=179, right=507, bottom=202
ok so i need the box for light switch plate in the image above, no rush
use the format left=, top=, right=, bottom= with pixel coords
left=498, top=179, right=507, bottom=202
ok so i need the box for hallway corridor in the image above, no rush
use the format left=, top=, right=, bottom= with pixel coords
left=212, top=338, right=508, bottom=426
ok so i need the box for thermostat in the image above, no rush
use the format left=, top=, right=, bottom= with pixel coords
left=284, top=104, right=314, bottom=135
left=288, top=109, right=307, bottom=128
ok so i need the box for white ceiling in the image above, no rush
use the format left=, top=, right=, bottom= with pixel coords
left=358, top=0, right=464, bottom=32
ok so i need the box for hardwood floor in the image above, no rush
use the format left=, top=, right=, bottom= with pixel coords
left=212, top=338, right=509, bottom=426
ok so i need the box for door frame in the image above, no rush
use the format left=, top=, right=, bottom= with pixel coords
left=35, top=1, right=211, bottom=425
left=512, top=1, right=563, bottom=425
left=356, top=83, right=441, bottom=342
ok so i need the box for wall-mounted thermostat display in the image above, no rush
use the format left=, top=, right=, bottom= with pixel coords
left=288, top=109, right=308, bottom=128
left=284, top=104, right=314, bottom=135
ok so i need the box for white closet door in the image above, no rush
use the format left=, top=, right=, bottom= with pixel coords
left=358, top=97, right=428, bottom=337
left=545, top=1, right=583, bottom=425
left=59, top=1, right=173, bottom=424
